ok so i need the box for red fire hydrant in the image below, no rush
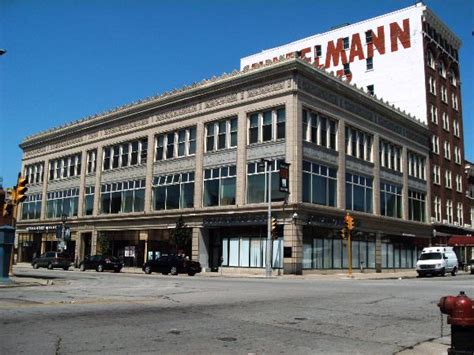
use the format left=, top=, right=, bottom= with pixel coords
left=438, top=291, right=474, bottom=354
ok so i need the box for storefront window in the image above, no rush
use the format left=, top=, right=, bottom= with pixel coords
left=221, top=236, right=282, bottom=268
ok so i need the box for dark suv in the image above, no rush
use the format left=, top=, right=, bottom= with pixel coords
left=142, top=255, right=201, bottom=276
left=79, top=255, right=123, bottom=272
left=32, top=252, right=72, bottom=270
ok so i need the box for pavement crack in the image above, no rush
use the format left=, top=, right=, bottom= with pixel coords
left=364, top=296, right=393, bottom=305
left=393, top=337, right=437, bottom=354
left=55, top=335, right=62, bottom=355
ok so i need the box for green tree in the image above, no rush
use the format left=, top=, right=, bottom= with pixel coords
left=170, top=216, right=191, bottom=255
left=97, top=233, right=111, bottom=255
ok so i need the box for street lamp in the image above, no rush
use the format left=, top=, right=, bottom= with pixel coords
left=259, top=158, right=273, bottom=278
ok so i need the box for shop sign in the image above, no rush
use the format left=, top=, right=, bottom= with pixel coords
left=203, top=214, right=267, bottom=227
left=26, top=225, right=57, bottom=233
left=307, top=215, right=344, bottom=228
left=125, top=246, right=136, bottom=257
left=279, top=162, right=290, bottom=193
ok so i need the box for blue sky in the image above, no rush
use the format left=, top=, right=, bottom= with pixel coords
left=1, top=0, right=472, bottom=188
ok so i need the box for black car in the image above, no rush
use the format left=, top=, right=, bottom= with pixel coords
left=79, top=255, right=123, bottom=272
left=32, top=252, right=72, bottom=270
left=142, top=255, right=201, bottom=276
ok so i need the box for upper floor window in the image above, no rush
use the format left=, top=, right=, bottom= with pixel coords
left=302, top=109, right=337, bottom=150
left=366, top=57, right=373, bottom=70
left=453, top=120, right=460, bottom=137
left=442, top=112, right=449, bottom=131
left=345, top=173, right=373, bottom=213
left=438, top=60, right=446, bottom=78
left=408, top=190, right=426, bottom=222
left=427, top=50, right=435, bottom=69
left=100, top=179, right=145, bottom=214
left=247, top=160, right=286, bottom=204
left=365, top=30, right=372, bottom=44
left=345, top=126, right=372, bottom=162
left=86, top=149, right=97, bottom=175
left=46, top=188, right=79, bottom=219
left=446, top=199, right=453, bottom=224
left=314, top=45, right=322, bottom=58
left=449, top=69, right=457, bottom=86
left=430, top=105, right=438, bottom=124
left=343, top=63, right=350, bottom=75
left=343, top=37, right=350, bottom=50
left=248, top=107, right=285, bottom=145
left=302, top=161, right=337, bottom=207
left=366, top=85, right=374, bottom=96
left=441, top=86, right=448, bottom=103
left=407, top=151, right=426, bottom=180
left=155, top=127, right=196, bottom=161
left=203, top=166, right=236, bottom=207
left=153, top=172, right=195, bottom=210
left=205, top=117, right=237, bottom=152
left=433, top=165, right=441, bottom=185
left=432, top=135, right=439, bottom=154
left=379, top=140, right=402, bottom=172
left=380, top=182, right=402, bottom=218
left=457, top=202, right=463, bottom=225
left=454, top=146, right=462, bottom=164
left=455, top=174, right=462, bottom=192
left=49, top=153, right=82, bottom=181
left=433, top=196, right=441, bottom=222
left=84, top=186, right=95, bottom=216
left=451, top=93, right=459, bottom=111
left=24, top=162, right=44, bottom=185
left=429, top=76, right=436, bottom=95
left=103, top=138, right=147, bottom=171
left=445, top=170, right=452, bottom=189
left=444, top=141, right=451, bottom=160
left=21, top=193, right=42, bottom=220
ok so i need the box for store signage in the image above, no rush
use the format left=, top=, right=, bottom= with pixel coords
left=307, top=215, right=344, bottom=228
left=26, top=225, right=57, bottom=232
left=279, top=162, right=290, bottom=193
left=204, top=214, right=267, bottom=227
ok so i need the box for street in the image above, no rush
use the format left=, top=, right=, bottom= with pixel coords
left=1, top=267, right=473, bottom=354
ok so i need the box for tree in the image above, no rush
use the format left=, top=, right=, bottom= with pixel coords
left=97, top=233, right=111, bottom=255
left=170, top=216, right=191, bottom=255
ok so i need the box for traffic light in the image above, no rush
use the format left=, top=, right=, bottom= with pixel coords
left=339, top=228, right=346, bottom=239
left=344, top=213, right=354, bottom=231
left=271, top=217, right=277, bottom=238
left=3, top=202, right=13, bottom=217
left=14, top=175, right=28, bottom=204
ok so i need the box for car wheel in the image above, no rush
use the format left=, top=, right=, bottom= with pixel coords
left=440, top=270, right=446, bottom=277
left=47, top=263, right=53, bottom=270
left=63, top=266, right=69, bottom=271
left=451, top=267, right=457, bottom=276
left=188, top=272, right=195, bottom=276
left=170, top=266, right=178, bottom=275
left=144, top=266, right=152, bottom=274
left=97, top=264, right=104, bottom=272
left=80, top=264, right=86, bottom=272
left=33, top=263, right=39, bottom=269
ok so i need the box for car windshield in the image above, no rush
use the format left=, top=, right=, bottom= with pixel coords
left=419, top=252, right=443, bottom=260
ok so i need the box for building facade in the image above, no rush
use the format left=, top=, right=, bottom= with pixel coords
left=241, top=2, right=470, bottom=240
left=17, top=58, right=432, bottom=274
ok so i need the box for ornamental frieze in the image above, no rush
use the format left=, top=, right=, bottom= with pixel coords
left=50, top=136, right=84, bottom=150
left=24, top=146, right=48, bottom=158
left=154, top=104, right=200, bottom=122
left=104, top=118, right=149, bottom=136
left=299, top=79, right=339, bottom=106
left=204, top=93, right=238, bottom=109
left=247, top=80, right=286, bottom=98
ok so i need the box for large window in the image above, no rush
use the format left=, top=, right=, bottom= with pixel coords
left=302, top=161, right=337, bottom=207
left=379, top=140, right=402, bottom=172
left=433, top=196, right=441, bottom=222
left=103, top=138, right=147, bottom=171
left=21, top=194, right=42, bottom=220
left=248, top=107, right=285, bottom=144
left=203, top=166, right=236, bottom=207
left=221, top=237, right=283, bottom=269
left=446, top=199, right=453, bottom=224
left=346, top=173, right=373, bottom=213
left=381, top=240, right=419, bottom=269
left=24, top=162, right=44, bottom=185
left=205, top=117, right=237, bottom=152
left=407, top=151, right=426, bottom=180
left=49, top=153, right=82, bottom=181
left=380, top=182, right=402, bottom=218
left=408, top=190, right=426, bottom=222
left=86, top=150, right=97, bottom=175
left=46, top=188, right=79, bottom=218
left=101, top=179, right=145, bottom=214
left=302, top=109, right=337, bottom=150
left=155, top=127, right=196, bottom=161
left=84, top=186, right=95, bottom=216
left=152, top=172, right=195, bottom=210
left=345, top=126, right=372, bottom=162
left=247, top=160, right=287, bottom=204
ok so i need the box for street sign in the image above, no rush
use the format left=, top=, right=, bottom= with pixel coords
left=56, top=225, right=62, bottom=239
left=279, top=162, right=290, bottom=193
left=64, top=227, right=71, bottom=241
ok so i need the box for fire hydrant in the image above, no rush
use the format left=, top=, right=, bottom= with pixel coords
left=438, top=291, right=474, bottom=354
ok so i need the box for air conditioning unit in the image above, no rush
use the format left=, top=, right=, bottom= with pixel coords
left=442, top=219, right=448, bottom=224
left=464, top=224, right=471, bottom=228
left=453, top=221, right=459, bottom=226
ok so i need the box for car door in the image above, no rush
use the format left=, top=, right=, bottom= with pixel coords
left=155, top=256, right=169, bottom=272
left=82, top=256, right=91, bottom=269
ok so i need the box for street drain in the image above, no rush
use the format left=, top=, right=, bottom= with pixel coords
left=218, top=337, right=237, bottom=342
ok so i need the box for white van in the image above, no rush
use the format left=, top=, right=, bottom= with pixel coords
left=416, top=247, right=458, bottom=277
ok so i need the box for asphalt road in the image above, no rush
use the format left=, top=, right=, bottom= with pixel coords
left=1, top=268, right=473, bottom=354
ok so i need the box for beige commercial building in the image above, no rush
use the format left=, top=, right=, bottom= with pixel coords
left=17, top=57, right=432, bottom=274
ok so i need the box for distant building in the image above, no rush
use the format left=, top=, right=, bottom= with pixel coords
left=17, top=58, right=432, bottom=274
left=241, top=2, right=470, bottom=239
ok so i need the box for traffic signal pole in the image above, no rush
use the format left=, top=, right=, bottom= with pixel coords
left=265, top=160, right=272, bottom=278
left=348, top=230, right=352, bottom=278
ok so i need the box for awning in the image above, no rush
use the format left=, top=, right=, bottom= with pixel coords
left=448, top=235, right=474, bottom=247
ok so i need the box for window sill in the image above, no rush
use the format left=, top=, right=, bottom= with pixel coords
left=154, top=155, right=196, bottom=164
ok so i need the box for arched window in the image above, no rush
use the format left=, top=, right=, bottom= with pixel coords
left=438, top=60, right=446, bottom=78
left=427, top=50, right=435, bottom=69
left=449, top=68, right=457, bottom=86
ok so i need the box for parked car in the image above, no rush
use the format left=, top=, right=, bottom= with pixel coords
left=32, top=252, right=72, bottom=270
left=416, top=246, right=458, bottom=277
left=469, top=259, right=474, bottom=275
left=142, top=255, right=201, bottom=276
left=79, top=255, right=123, bottom=272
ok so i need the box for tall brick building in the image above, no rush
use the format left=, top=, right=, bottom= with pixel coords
left=241, top=2, right=470, bottom=240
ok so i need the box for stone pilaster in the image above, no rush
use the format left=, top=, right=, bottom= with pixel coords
left=287, top=94, right=301, bottom=204
left=92, top=145, right=103, bottom=217
left=194, top=122, right=204, bottom=208
left=375, top=232, right=382, bottom=273
left=337, top=120, right=346, bottom=209
left=402, top=146, right=409, bottom=220
left=236, top=111, right=247, bottom=206
left=373, top=134, right=381, bottom=215
left=283, top=222, right=303, bottom=275
left=77, top=150, right=88, bottom=218
left=40, top=159, right=49, bottom=220
left=144, top=133, right=155, bottom=213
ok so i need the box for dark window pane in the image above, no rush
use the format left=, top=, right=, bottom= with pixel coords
left=204, top=180, right=219, bottom=206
